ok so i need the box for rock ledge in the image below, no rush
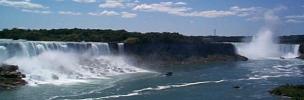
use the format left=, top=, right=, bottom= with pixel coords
left=0, top=64, right=27, bottom=89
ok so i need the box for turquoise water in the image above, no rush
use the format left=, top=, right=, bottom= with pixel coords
left=1, top=59, right=304, bottom=100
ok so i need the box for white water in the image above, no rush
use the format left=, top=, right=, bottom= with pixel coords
left=76, top=80, right=226, bottom=100
left=118, top=43, right=125, bottom=55
left=0, top=40, right=146, bottom=85
left=235, top=43, right=300, bottom=59
left=234, top=8, right=300, bottom=59
left=280, top=44, right=300, bottom=58
left=237, top=29, right=280, bottom=59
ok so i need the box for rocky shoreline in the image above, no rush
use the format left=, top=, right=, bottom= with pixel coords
left=0, top=64, right=27, bottom=89
left=270, top=84, right=304, bottom=99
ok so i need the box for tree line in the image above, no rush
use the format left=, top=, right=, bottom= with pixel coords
left=0, top=28, right=303, bottom=44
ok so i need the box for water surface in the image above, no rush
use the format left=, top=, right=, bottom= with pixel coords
left=1, top=59, right=303, bottom=100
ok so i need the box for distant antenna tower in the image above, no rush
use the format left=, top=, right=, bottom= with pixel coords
left=213, top=29, right=217, bottom=36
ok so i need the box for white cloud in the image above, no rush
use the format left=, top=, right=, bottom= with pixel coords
left=286, top=19, right=304, bottom=23
left=6, top=0, right=30, bottom=2
left=73, top=0, right=96, bottom=3
left=175, top=2, right=186, bottom=5
left=99, top=0, right=124, bottom=8
left=58, top=11, right=82, bottom=16
left=88, top=10, right=137, bottom=18
left=133, top=2, right=191, bottom=14
left=88, top=10, right=120, bottom=16
left=121, top=12, right=137, bottom=18
left=98, top=0, right=140, bottom=8
left=229, top=6, right=259, bottom=17
left=285, top=14, right=304, bottom=24
left=125, top=2, right=137, bottom=8
left=133, top=2, right=259, bottom=18
left=286, top=15, right=304, bottom=19
left=178, top=10, right=235, bottom=18
left=21, top=9, right=51, bottom=14
left=0, top=0, right=47, bottom=9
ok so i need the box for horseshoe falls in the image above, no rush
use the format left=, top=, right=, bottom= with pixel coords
left=233, top=43, right=300, bottom=59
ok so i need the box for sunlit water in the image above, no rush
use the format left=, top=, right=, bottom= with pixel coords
left=1, top=59, right=304, bottom=100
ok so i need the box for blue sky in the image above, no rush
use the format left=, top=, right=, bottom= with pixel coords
left=0, top=0, right=304, bottom=36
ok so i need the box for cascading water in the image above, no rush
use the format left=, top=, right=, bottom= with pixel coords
left=279, top=44, right=300, bottom=58
left=236, top=29, right=280, bottom=59
left=234, top=43, right=300, bottom=59
left=0, top=39, right=146, bottom=85
left=118, top=43, right=124, bottom=55
left=233, top=7, right=299, bottom=59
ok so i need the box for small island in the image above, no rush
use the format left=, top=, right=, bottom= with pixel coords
left=270, top=84, right=304, bottom=100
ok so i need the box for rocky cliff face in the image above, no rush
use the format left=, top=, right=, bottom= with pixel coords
left=123, top=42, right=247, bottom=67
left=298, top=43, right=304, bottom=59
left=0, top=64, right=27, bottom=89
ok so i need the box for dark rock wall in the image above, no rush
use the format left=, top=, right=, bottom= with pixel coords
left=298, top=43, right=304, bottom=59
left=125, top=42, right=236, bottom=56
left=123, top=42, right=247, bottom=67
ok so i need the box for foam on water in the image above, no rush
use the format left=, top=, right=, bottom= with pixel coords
left=133, top=80, right=226, bottom=93
left=70, top=80, right=226, bottom=100
left=92, top=61, right=303, bottom=100
left=245, top=60, right=304, bottom=82
left=0, top=40, right=147, bottom=85
left=43, top=56, right=304, bottom=100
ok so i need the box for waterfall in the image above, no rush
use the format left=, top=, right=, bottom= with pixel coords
left=118, top=43, right=124, bottom=55
left=0, top=40, right=111, bottom=59
left=0, top=39, right=146, bottom=85
left=233, top=43, right=300, bottom=59
left=280, top=44, right=300, bottom=58
left=236, top=29, right=280, bottom=59
left=0, top=46, right=8, bottom=61
left=233, top=7, right=288, bottom=59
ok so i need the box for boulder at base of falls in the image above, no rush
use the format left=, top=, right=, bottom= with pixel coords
left=298, top=43, right=304, bottom=59
left=0, top=64, right=27, bottom=89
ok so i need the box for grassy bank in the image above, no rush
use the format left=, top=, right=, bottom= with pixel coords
left=270, top=84, right=304, bottom=100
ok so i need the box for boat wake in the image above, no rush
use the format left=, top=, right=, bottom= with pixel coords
left=59, top=80, right=227, bottom=100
